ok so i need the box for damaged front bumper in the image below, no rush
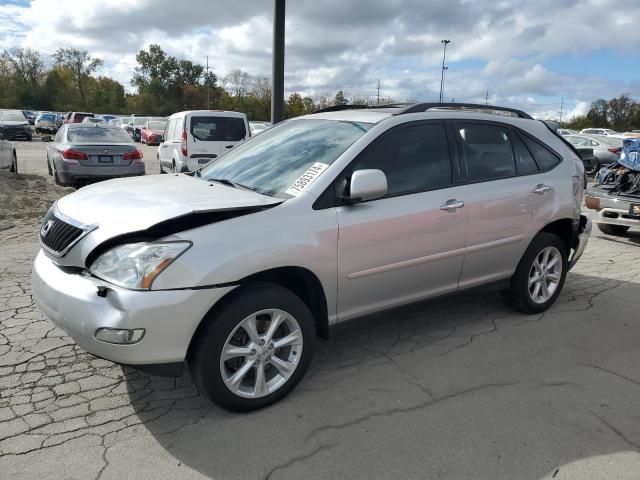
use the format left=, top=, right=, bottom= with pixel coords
left=569, top=215, right=592, bottom=270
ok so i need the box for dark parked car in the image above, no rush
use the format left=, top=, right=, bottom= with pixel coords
left=23, top=110, right=36, bottom=125
left=44, top=124, right=144, bottom=187
left=35, top=112, right=60, bottom=134
left=0, top=110, right=32, bottom=141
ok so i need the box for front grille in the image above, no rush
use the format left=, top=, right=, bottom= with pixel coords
left=39, top=209, right=85, bottom=256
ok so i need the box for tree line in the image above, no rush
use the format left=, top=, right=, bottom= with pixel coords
left=0, top=45, right=392, bottom=120
left=561, top=94, right=640, bottom=131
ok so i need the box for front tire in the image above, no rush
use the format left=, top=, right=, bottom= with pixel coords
left=508, top=232, right=568, bottom=314
left=597, top=224, right=629, bottom=236
left=189, top=283, right=316, bottom=412
left=10, top=154, right=17, bottom=174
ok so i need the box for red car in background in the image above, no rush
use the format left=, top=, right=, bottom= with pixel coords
left=140, top=119, right=167, bottom=145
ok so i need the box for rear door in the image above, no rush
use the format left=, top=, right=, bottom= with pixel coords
left=335, top=121, right=468, bottom=320
left=187, top=113, right=248, bottom=170
left=454, top=121, right=551, bottom=289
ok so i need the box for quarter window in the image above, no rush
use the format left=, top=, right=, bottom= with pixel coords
left=521, top=134, right=562, bottom=171
left=511, top=133, right=540, bottom=175
left=350, top=123, right=452, bottom=197
left=457, top=124, right=516, bottom=181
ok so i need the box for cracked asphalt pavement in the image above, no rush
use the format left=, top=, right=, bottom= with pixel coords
left=1, top=141, right=640, bottom=479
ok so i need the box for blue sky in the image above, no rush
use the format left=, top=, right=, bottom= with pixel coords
left=1, top=0, right=639, bottom=120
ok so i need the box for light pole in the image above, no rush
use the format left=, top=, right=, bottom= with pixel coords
left=271, top=0, right=285, bottom=124
left=439, top=39, right=450, bottom=103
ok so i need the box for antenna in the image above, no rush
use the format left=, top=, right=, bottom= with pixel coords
left=485, top=90, right=489, bottom=106
left=376, top=79, right=381, bottom=105
left=559, top=97, right=564, bottom=123
left=206, top=56, right=210, bottom=109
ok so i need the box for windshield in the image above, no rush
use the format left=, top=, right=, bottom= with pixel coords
left=66, top=127, right=133, bottom=143
left=191, top=116, right=246, bottom=141
left=200, top=119, right=372, bottom=198
left=148, top=121, right=167, bottom=130
left=0, top=110, right=27, bottom=121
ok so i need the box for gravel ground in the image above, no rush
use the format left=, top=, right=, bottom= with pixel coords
left=1, top=141, right=640, bottom=480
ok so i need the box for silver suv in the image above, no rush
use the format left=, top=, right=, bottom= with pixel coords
left=32, top=103, right=591, bottom=411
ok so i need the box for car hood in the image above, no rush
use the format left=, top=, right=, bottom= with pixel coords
left=56, top=174, right=281, bottom=244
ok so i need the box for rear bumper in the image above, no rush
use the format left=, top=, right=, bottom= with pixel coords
left=31, top=250, right=235, bottom=365
left=569, top=215, right=592, bottom=270
left=55, top=161, right=145, bottom=184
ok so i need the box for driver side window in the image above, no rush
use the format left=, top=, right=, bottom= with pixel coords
left=349, top=122, right=452, bottom=198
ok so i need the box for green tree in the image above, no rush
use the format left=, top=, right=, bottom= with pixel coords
left=53, top=48, right=104, bottom=106
left=286, top=93, right=306, bottom=118
left=333, top=90, right=348, bottom=106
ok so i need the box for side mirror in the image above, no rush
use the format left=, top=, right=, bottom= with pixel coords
left=346, top=169, right=388, bottom=203
left=41, top=135, right=53, bottom=142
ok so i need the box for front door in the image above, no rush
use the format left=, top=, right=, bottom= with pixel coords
left=335, top=121, right=468, bottom=320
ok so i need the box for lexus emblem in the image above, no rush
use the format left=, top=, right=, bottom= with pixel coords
left=40, top=220, right=54, bottom=237
left=103, top=149, right=109, bottom=154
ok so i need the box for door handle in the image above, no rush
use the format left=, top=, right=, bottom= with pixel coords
left=440, top=199, right=465, bottom=212
left=225, top=145, right=234, bottom=149
left=533, top=184, right=552, bottom=194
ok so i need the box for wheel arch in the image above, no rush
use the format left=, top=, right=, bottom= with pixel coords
left=539, top=218, right=574, bottom=252
left=187, top=266, right=329, bottom=360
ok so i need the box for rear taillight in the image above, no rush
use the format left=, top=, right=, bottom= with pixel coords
left=123, top=148, right=143, bottom=161
left=62, top=148, right=88, bottom=160
left=608, top=147, right=621, bottom=154
left=181, top=128, right=187, bottom=157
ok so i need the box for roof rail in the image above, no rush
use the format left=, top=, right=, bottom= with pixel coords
left=396, top=102, right=533, bottom=119
left=312, top=103, right=408, bottom=114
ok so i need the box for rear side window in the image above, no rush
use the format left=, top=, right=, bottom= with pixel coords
left=521, top=134, right=562, bottom=171
left=351, top=122, right=452, bottom=197
left=190, top=116, right=246, bottom=142
left=73, top=113, right=93, bottom=122
left=456, top=123, right=516, bottom=181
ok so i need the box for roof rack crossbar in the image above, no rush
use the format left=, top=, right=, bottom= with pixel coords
left=396, top=102, right=533, bottom=119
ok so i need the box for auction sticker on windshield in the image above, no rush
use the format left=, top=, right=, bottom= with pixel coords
left=285, top=162, right=329, bottom=196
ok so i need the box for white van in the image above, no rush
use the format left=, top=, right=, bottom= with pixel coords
left=158, top=110, right=250, bottom=173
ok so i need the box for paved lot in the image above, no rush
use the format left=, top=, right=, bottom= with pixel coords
left=1, top=141, right=640, bottom=479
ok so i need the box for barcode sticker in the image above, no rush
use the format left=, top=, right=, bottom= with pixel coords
left=285, top=162, right=329, bottom=196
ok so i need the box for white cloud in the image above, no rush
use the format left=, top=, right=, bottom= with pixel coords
left=0, top=0, right=638, bottom=111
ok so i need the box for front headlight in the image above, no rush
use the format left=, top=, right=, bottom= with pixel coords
left=89, top=241, right=191, bottom=290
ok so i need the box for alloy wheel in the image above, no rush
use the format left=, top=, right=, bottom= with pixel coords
left=528, top=246, right=563, bottom=304
left=219, top=309, right=303, bottom=399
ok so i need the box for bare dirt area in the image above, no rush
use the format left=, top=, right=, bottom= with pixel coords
left=1, top=142, right=640, bottom=479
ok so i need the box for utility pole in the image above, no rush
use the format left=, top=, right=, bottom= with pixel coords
left=205, top=56, right=210, bottom=109
left=376, top=79, right=380, bottom=105
left=271, top=0, right=285, bottom=124
left=559, top=97, right=564, bottom=123
left=439, top=39, right=450, bottom=103
left=485, top=90, right=489, bottom=106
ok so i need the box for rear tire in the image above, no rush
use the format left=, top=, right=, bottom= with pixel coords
left=171, top=161, right=177, bottom=173
left=597, top=224, right=629, bottom=236
left=508, top=232, right=568, bottom=314
left=189, top=283, right=316, bottom=412
left=158, top=156, right=166, bottom=174
left=586, top=159, right=600, bottom=176
left=10, top=154, right=17, bottom=174
left=47, top=157, right=53, bottom=176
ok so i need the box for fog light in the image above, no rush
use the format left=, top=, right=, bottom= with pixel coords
left=95, top=328, right=145, bottom=344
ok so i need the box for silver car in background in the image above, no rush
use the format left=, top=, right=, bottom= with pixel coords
left=44, top=124, right=144, bottom=187
left=565, top=134, right=623, bottom=173
left=32, top=103, right=591, bottom=411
